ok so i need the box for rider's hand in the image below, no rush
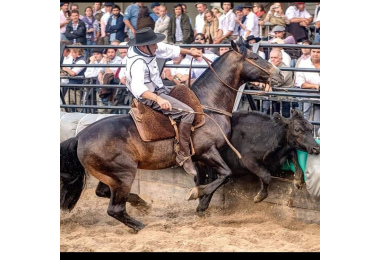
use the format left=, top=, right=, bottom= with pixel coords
left=190, top=48, right=202, bottom=58
left=156, top=96, right=172, bottom=110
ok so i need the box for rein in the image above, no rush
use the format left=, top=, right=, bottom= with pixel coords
left=172, top=107, right=241, bottom=159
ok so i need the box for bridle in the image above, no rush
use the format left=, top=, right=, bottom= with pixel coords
left=186, top=49, right=273, bottom=117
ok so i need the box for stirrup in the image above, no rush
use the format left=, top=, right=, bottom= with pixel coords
left=176, top=153, right=192, bottom=166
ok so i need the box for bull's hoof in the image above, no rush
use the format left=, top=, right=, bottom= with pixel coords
left=186, top=187, right=199, bottom=200
left=253, top=191, right=268, bottom=203
left=294, top=180, right=304, bottom=190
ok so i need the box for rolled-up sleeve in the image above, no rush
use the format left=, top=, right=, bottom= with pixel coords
left=156, top=42, right=181, bottom=59
left=130, top=59, right=149, bottom=98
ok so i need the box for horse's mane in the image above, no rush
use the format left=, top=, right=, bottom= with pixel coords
left=193, top=37, right=249, bottom=84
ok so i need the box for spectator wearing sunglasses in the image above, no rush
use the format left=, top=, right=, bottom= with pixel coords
left=194, top=33, right=215, bottom=54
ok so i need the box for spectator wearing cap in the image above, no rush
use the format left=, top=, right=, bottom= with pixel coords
left=233, top=4, right=246, bottom=37
left=106, top=4, right=126, bottom=43
left=239, top=2, right=260, bottom=40
left=150, top=2, right=161, bottom=22
left=246, top=35, right=265, bottom=59
left=123, top=2, right=144, bottom=40
left=60, top=2, right=70, bottom=41
left=214, top=2, right=236, bottom=44
left=269, top=25, right=300, bottom=62
left=269, top=25, right=296, bottom=44
left=194, top=2, right=208, bottom=35
left=285, top=2, right=312, bottom=42
left=99, top=2, right=114, bottom=45
left=154, top=4, right=170, bottom=43
left=167, top=4, right=194, bottom=44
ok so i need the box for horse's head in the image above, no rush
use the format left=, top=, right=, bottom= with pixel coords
left=230, top=38, right=284, bottom=87
left=273, top=109, right=320, bottom=154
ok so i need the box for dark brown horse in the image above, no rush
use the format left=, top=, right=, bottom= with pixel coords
left=60, top=39, right=284, bottom=232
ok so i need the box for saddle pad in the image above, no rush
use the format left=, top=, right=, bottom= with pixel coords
left=129, top=85, right=205, bottom=142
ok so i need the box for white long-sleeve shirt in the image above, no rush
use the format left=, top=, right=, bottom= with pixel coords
left=218, top=9, right=236, bottom=36
left=84, top=60, right=102, bottom=78
left=125, top=42, right=181, bottom=98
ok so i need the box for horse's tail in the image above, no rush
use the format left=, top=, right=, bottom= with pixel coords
left=60, top=137, right=87, bottom=212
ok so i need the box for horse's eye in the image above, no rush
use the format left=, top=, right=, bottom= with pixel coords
left=295, top=128, right=300, bottom=132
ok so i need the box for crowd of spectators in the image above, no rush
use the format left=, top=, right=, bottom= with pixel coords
left=60, top=2, right=320, bottom=120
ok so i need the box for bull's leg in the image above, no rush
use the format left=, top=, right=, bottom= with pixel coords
left=290, top=150, right=304, bottom=189
left=188, top=146, right=233, bottom=213
left=240, top=157, right=271, bottom=203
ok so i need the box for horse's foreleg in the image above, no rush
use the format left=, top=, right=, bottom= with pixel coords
left=290, top=150, right=304, bottom=190
left=188, top=147, right=233, bottom=213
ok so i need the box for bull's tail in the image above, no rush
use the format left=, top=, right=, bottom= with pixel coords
left=60, top=137, right=87, bottom=211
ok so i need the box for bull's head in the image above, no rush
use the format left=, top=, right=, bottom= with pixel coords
left=273, top=109, right=320, bottom=154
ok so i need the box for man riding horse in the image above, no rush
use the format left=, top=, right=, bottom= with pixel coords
left=125, top=27, right=203, bottom=176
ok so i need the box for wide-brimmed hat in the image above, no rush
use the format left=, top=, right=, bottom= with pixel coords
left=221, top=2, right=234, bottom=10
left=242, top=2, right=253, bottom=8
left=128, top=27, right=166, bottom=46
left=246, top=35, right=261, bottom=43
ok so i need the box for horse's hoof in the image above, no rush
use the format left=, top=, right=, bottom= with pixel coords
left=186, top=187, right=199, bottom=200
left=132, top=223, right=146, bottom=233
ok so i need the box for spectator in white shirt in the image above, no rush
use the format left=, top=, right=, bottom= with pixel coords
left=240, top=2, right=260, bottom=39
left=84, top=48, right=104, bottom=81
left=214, top=2, right=236, bottom=43
left=295, top=44, right=320, bottom=126
left=285, top=2, right=312, bottom=42
left=98, top=48, right=123, bottom=84
left=194, top=2, right=208, bottom=35
left=99, top=2, right=114, bottom=45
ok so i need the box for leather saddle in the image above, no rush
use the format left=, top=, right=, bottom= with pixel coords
left=129, top=84, right=205, bottom=142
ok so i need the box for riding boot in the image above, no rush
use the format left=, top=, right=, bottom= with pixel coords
left=176, top=122, right=197, bottom=176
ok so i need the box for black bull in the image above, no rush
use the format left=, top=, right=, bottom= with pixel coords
left=194, top=109, right=320, bottom=210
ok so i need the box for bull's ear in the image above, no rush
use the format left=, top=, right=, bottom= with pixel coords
left=273, top=112, right=289, bottom=126
left=231, top=39, right=240, bottom=53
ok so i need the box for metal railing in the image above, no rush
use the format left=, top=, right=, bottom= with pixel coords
left=60, top=43, right=320, bottom=135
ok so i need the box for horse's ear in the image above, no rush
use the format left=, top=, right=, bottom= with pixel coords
left=273, top=112, right=289, bottom=126
left=291, top=109, right=302, bottom=118
left=231, top=40, right=240, bottom=53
